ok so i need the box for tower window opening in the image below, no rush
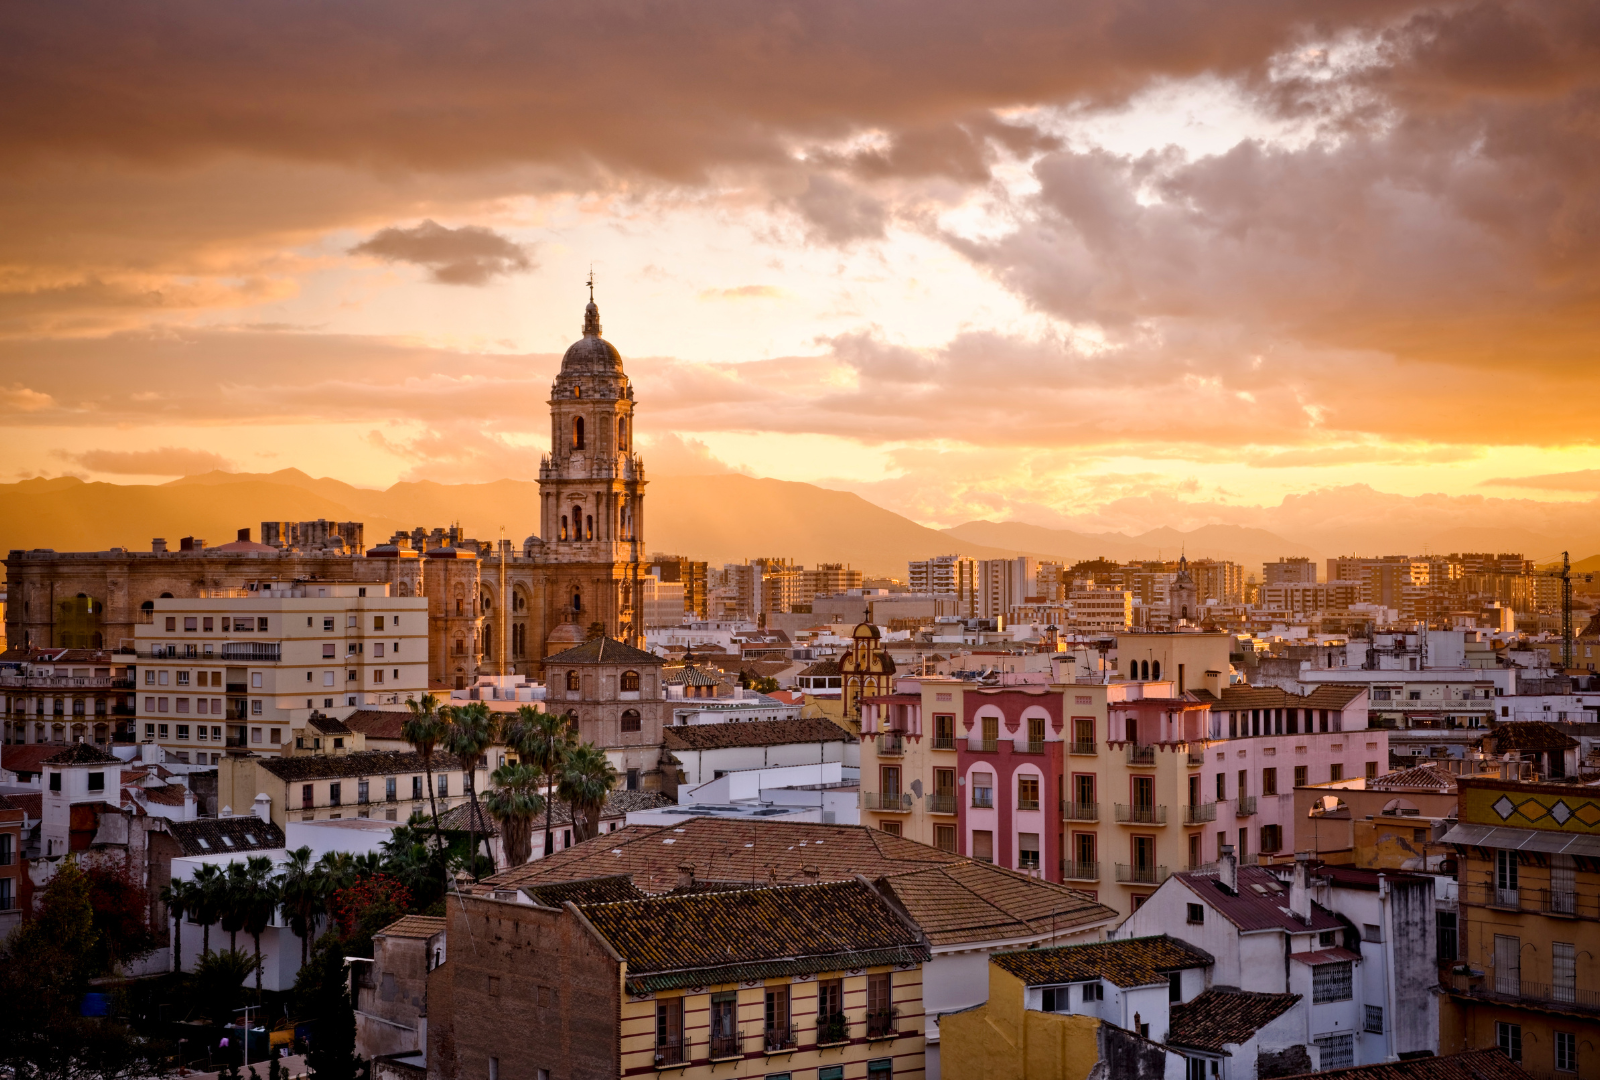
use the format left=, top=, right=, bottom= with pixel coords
left=560, top=515, right=569, bottom=541
left=586, top=514, right=594, bottom=540
left=573, top=416, right=585, bottom=450
left=572, top=506, right=583, bottom=540
left=618, top=417, right=628, bottom=451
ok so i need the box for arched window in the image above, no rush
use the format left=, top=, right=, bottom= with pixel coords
left=141, top=600, right=154, bottom=611
left=481, top=592, right=492, bottom=611
left=572, top=588, right=582, bottom=613
left=567, top=670, right=580, bottom=691
left=564, top=710, right=579, bottom=733
left=560, top=515, right=569, bottom=541
left=618, top=417, right=628, bottom=451
left=1139, top=660, right=1149, bottom=680
left=573, top=416, right=585, bottom=450
left=572, top=506, right=583, bottom=539
left=396, top=581, right=410, bottom=597
left=620, top=709, right=641, bottom=732
left=621, top=670, right=640, bottom=691
left=585, top=514, right=594, bottom=540
left=453, top=633, right=465, bottom=656
left=1152, top=660, right=1161, bottom=681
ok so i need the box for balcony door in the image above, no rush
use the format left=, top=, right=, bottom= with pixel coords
left=1132, top=776, right=1154, bottom=811
left=1493, top=934, right=1521, bottom=996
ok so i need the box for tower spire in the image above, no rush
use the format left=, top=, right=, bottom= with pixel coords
left=582, top=272, right=602, bottom=337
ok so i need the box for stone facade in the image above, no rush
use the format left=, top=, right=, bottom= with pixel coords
left=541, top=636, right=667, bottom=790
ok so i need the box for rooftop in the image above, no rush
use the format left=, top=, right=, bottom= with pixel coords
left=1173, top=864, right=1344, bottom=933
left=0, top=744, right=60, bottom=776
left=343, top=709, right=409, bottom=741
left=167, top=815, right=286, bottom=857
left=1478, top=720, right=1578, bottom=752
left=662, top=717, right=854, bottom=752
left=991, top=935, right=1212, bottom=989
left=1368, top=763, right=1457, bottom=793
left=259, top=750, right=443, bottom=782
left=576, top=879, right=928, bottom=994
left=1192, top=684, right=1366, bottom=710
left=1165, top=989, right=1301, bottom=1053
left=543, top=636, right=662, bottom=667
left=1275, top=1048, right=1530, bottom=1080
left=43, top=742, right=122, bottom=766
left=376, top=915, right=446, bottom=940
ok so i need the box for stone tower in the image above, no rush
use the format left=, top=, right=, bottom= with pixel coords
left=537, top=288, right=647, bottom=646
left=1169, top=554, right=1198, bottom=627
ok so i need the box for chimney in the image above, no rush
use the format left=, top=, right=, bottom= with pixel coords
left=802, top=864, right=820, bottom=883
left=179, top=536, right=195, bottom=552
left=253, top=792, right=272, bottom=823
left=238, top=527, right=251, bottom=543
left=1291, top=852, right=1312, bottom=923
left=152, top=538, right=168, bottom=554
left=676, top=862, right=696, bottom=890
left=1203, top=670, right=1223, bottom=698
left=1218, top=843, right=1237, bottom=893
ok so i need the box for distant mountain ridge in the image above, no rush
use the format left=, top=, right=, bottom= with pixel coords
left=2, top=470, right=1594, bottom=578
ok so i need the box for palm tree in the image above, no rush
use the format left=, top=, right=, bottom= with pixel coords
left=191, top=862, right=225, bottom=956
left=402, top=693, right=449, bottom=848
left=508, top=705, right=574, bottom=858
left=277, top=846, right=321, bottom=970
left=239, top=856, right=279, bottom=996
left=484, top=762, right=544, bottom=868
left=158, top=876, right=196, bottom=973
left=444, top=702, right=499, bottom=876
left=559, top=742, right=619, bottom=845
left=220, top=862, right=250, bottom=953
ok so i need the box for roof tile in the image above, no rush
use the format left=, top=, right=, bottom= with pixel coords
left=991, top=935, right=1212, bottom=988
left=662, top=717, right=853, bottom=751
left=1275, top=1048, right=1529, bottom=1080
left=1165, top=989, right=1300, bottom=1053
left=1175, top=865, right=1344, bottom=933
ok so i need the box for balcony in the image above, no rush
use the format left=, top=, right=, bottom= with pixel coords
left=1018, top=797, right=1040, bottom=811
left=1126, top=745, right=1156, bottom=766
left=860, top=791, right=912, bottom=813
left=926, top=794, right=957, bottom=815
left=1457, top=980, right=1600, bottom=1015
left=1069, top=740, right=1097, bottom=756
left=225, top=736, right=249, bottom=748
left=866, top=1010, right=898, bottom=1040
left=816, top=1014, right=850, bottom=1047
left=1187, top=751, right=1205, bottom=767
left=1018, top=740, right=1046, bottom=755
left=1183, top=802, right=1218, bottom=824
left=877, top=733, right=905, bottom=757
left=1115, top=803, right=1168, bottom=825
left=709, top=1032, right=743, bottom=1061
left=1235, top=796, right=1257, bottom=817
left=969, top=738, right=999, bottom=753
left=1115, top=863, right=1170, bottom=885
left=1061, top=860, right=1100, bottom=882
left=654, top=1039, right=686, bottom=1068
left=971, top=793, right=994, bottom=809
left=221, top=642, right=281, bottom=662
left=931, top=735, right=956, bottom=751
left=1061, top=801, right=1099, bottom=822
left=763, top=1028, right=797, bottom=1054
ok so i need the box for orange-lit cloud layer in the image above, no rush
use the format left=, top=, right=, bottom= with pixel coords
left=2, top=0, right=1599, bottom=534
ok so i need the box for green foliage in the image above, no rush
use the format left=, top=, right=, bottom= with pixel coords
left=484, top=761, right=544, bottom=867
left=443, top=701, right=499, bottom=878
left=559, top=742, right=619, bottom=843
left=504, top=705, right=574, bottom=858
left=402, top=694, right=448, bottom=847
left=328, top=874, right=412, bottom=960
left=739, top=671, right=780, bottom=693
left=296, top=936, right=364, bottom=1080
left=193, top=949, right=259, bottom=1027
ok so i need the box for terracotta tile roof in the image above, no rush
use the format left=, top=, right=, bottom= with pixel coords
left=0, top=646, right=115, bottom=663
left=665, top=664, right=722, bottom=687
left=510, top=874, right=647, bottom=906
left=873, top=861, right=1115, bottom=946
left=1369, top=763, right=1456, bottom=792
left=436, top=801, right=498, bottom=836
left=0, top=793, right=20, bottom=813
left=1480, top=721, right=1578, bottom=752
left=1165, top=989, right=1301, bottom=1053
left=1174, top=864, right=1344, bottom=933
left=543, top=637, right=662, bottom=667
left=797, top=659, right=841, bottom=677
left=376, top=915, right=446, bottom=939
left=576, top=879, right=928, bottom=993
left=662, top=717, right=853, bottom=752
left=166, top=815, right=286, bottom=856
left=307, top=712, right=353, bottom=736
left=43, top=742, right=121, bottom=765
left=1210, top=684, right=1365, bottom=710
left=136, top=783, right=189, bottom=807
left=259, top=750, right=442, bottom=782
left=1290, top=946, right=1361, bottom=965
left=7, top=792, right=41, bottom=819
left=0, top=744, right=59, bottom=776
left=343, top=710, right=410, bottom=741
left=483, top=818, right=1115, bottom=948
left=1275, top=1049, right=1530, bottom=1080
left=991, top=935, right=1212, bottom=988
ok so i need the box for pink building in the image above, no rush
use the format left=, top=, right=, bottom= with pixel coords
left=1190, top=684, right=1384, bottom=863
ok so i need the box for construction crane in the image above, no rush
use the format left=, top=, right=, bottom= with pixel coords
left=1540, top=552, right=1595, bottom=671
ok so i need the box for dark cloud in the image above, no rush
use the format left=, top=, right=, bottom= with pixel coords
left=787, top=174, right=889, bottom=243
left=55, top=446, right=233, bottom=476
left=349, top=219, right=533, bottom=285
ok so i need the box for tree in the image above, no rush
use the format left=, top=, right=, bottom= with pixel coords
left=240, top=856, right=280, bottom=996
left=82, top=862, right=159, bottom=975
left=443, top=701, right=499, bottom=877
left=507, top=705, right=573, bottom=858
left=193, top=949, right=258, bottom=1028
left=559, top=742, right=618, bottom=844
left=377, top=816, right=448, bottom=912
left=295, top=936, right=363, bottom=1080
left=484, top=762, right=544, bottom=868
left=220, top=862, right=250, bottom=953
left=158, top=876, right=196, bottom=974
left=192, top=862, right=226, bottom=956
left=278, top=846, right=323, bottom=971
left=402, top=693, right=448, bottom=849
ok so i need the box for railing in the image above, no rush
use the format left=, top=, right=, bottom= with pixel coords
left=1127, top=745, right=1156, bottom=766
left=926, top=794, right=957, bottom=814
left=931, top=735, right=956, bottom=751
left=1460, top=980, right=1600, bottom=1014
left=1236, top=796, right=1257, bottom=816
left=1061, top=860, right=1100, bottom=881
left=971, top=793, right=994, bottom=809
left=709, top=1031, right=743, bottom=1060
left=1019, top=740, right=1046, bottom=755
left=1069, top=740, right=1097, bottom=755
left=969, top=738, right=999, bottom=753
left=764, top=1027, right=797, bottom=1053
left=1018, top=797, right=1040, bottom=811
left=816, top=1014, right=850, bottom=1046
left=1187, top=751, right=1205, bottom=766
left=866, top=1011, right=897, bottom=1039
left=1116, top=864, right=1170, bottom=885
left=1061, top=800, right=1099, bottom=821
left=1184, top=802, right=1217, bottom=824
left=877, top=733, right=905, bottom=757
left=860, top=791, right=912, bottom=812
left=136, top=610, right=156, bottom=624
left=225, top=736, right=248, bottom=748
left=0, top=676, right=130, bottom=689
left=221, top=642, right=281, bottom=662
left=1115, top=803, right=1168, bottom=825
left=654, top=1038, right=686, bottom=1067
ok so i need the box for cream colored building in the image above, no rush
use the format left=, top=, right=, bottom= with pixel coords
left=134, top=583, right=428, bottom=763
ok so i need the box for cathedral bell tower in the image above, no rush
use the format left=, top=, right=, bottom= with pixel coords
left=538, top=285, right=647, bottom=646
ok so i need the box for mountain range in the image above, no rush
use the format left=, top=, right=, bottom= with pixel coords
left=1, top=469, right=1595, bottom=578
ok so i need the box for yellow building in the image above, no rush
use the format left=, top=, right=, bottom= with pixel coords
left=1442, top=776, right=1600, bottom=1077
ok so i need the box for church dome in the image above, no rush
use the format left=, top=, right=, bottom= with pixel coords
left=544, top=620, right=587, bottom=657
left=560, top=298, right=624, bottom=375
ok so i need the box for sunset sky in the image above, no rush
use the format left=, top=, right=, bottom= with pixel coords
left=3, top=1, right=1599, bottom=533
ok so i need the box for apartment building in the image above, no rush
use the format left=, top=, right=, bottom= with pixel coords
left=0, top=793, right=23, bottom=939
left=1264, top=557, right=1318, bottom=586
left=1441, top=776, right=1600, bottom=1075
left=907, top=556, right=979, bottom=617
left=1115, top=631, right=1232, bottom=697
left=217, top=742, right=485, bottom=828
left=132, top=583, right=428, bottom=764
left=1190, top=684, right=1384, bottom=864
left=1068, top=585, right=1132, bottom=632
left=1, top=646, right=137, bottom=748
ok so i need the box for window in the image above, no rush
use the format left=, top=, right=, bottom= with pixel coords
left=566, top=670, right=580, bottom=692
left=1294, top=765, right=1308, bottom=788
left=438, top=775, right=449, bottom=797
left=1018, top=833, right=1040, bottom=870
left=972, top=830, right=994, bottom=863
left=868, top=1061, right=892, bottom=1080
left=385, top=777, right=397, bottom=801
left=176, top=724, right=190, bottom=740
left=358, top=780, right=370, bottom=804
left=765, top=983, right=792, bottom=1050
left=880, top=821, right=901, bottom=837
left=1080, top=981, right=1103, bottom=1002
left=1187, top=903, right=1204, bottom=925
left=1497, top=1022, right=1522, bottom=1063
left=488, top=1057, right=498, bottom=1080
left=934, top=713, right=955, bottom=749
left=1316, top=1034, right=1354, bottom=1070
left=710, top=992, right=738, bottom=1058
left=250, top=727, right=262, bottom=743
left=0, top=834, right=14, bottom=867
left=1041, top=986, right=1064, bottom=1012
left=1260, top=824, right=1282, bottom=852
left=1018, top=775, right=1040, bottom=810
left=412, top=776, right=423, bottom=800
left=620, top=670, right=640, bottom=691
left=302, top=784, right=314, bottom=809
left=329, top=782, right=342, bottom=806
left=1262, top=768, right=1277, bottom=796
left=1215, top=772, right=1225, bottom=800
left=820, top=1070, right=844, bottom=1080
left=87, top=771, right=104, bottom=791
left=972, top=770, right=994, bottom=808
left=1365, top=1006, right=1384, bottom=1034
left=867, top=973, right=894, bottom=1037
left=1312, top=962, right=1352, bottom=1003
left=1556, top=1031, right=1576, bottom=1072
left=1365, top=761, right=1378, bottom=780
left=1496, top=849, right=1519, bottom=892
left=1329, top=763, right=1343, bottom=783
left=620, top=709, right=641, bottom=733
left=1553, top=942, right=1576, bottom=1003
left=1363, top=923, right=1382, bottom=943
left=655, top=998, right=684, bottom=1066
left=934, top=825, right=956, bottom=853
left=165, top=617, right=176, bottom=631
left=626, top=768, right=639, bottom=791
